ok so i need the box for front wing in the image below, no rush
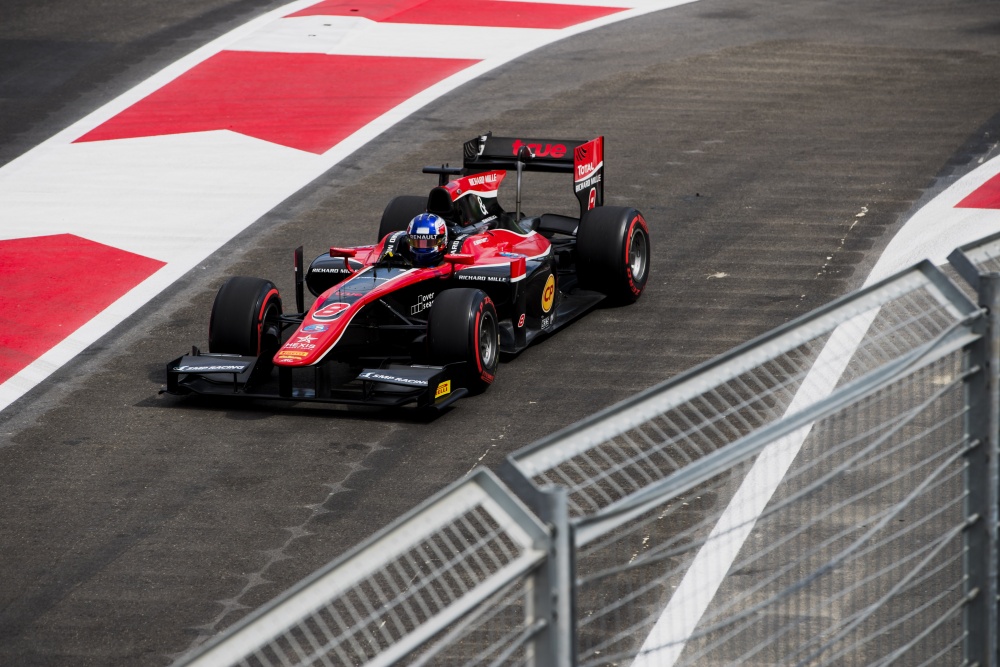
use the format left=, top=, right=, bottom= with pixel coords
left=165, top=351, right=467, bottom=410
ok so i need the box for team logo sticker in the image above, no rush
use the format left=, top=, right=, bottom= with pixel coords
left=542, top=274, right=555, bottom=313
left=312, top=302, right=350, bottom=321
left=302, top=324, right=328, bottom=332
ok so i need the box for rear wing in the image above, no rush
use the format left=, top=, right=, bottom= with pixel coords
left=463, top=133, right=604, bottom=216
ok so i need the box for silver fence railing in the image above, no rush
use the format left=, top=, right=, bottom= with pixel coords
left=174, top=241, right=1000, bottom=667
left=176, top=470, right=555, bottom=667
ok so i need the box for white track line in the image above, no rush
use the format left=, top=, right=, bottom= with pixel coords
left=634, top=152, right=1000, bottom=666
left=229, top=17, right=559, bottom=58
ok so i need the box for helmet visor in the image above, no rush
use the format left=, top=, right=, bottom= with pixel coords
left=408, top=234, right=443, bottom=250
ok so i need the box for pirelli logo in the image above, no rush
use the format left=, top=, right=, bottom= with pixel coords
left=435, top=380, right=452, bottom=399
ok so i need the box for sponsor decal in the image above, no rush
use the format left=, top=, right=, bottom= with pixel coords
left=518, top=313, right=525, bottom=328
left=435, top=380, right=452, bottom=399
left=302, top=324, right=328, bottom=332
left=511, top=139, right=567, bottom=159
left=467, top=173, right=499, bottom=187
left=574, top=172, right=603, bottom=193
left=410, top=293, right=435, bottom=316
left=542, top=274, right=555, bottom=313
left=279, top=350, right=309, bottom=358
left=276, top=356, right=298, bottom=363
left=473, top=237, right=489, bottom=246
left=311, top=267, right=352, bottom=274
left=312, top=302, right=350, bottom=321
left=173, top=364, right=247, bottom=372
left=449, top=238, right=464, bottom=253
left=458, top=273, right=508, bottom=283
left=574, top=138, right=603, bottom=181
left=283, top=335, right=318, bottom=350
left=576, top=161, right=596, bottom=180
left=499, top=252, right=525, bottom=259
left=541, top=314, right=554, bottom=330
left=458, top=273, right=510, bottom=283
left=358, top=372, right=427, bottom=387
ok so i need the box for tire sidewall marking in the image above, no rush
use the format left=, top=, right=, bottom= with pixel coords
left=473, top=299, right=484, bottom=375
left=477, top=295, right=496, bottom=384
left=625, top=214, right=649, bottom=296
left=256, top=287, right=280, bottom=355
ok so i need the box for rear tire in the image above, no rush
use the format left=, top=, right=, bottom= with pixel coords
left=378, top=195, right=427, bottom=241
left=208, top=277, right=283, bottom=357
left=576, top=206, right=650, bottom=303
left=428, top=289, right=499, bottom=394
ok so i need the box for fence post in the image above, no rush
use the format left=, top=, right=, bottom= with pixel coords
left=498, top=461, right=576, bottom=667
left=965, top=272, right=1000, bottom=667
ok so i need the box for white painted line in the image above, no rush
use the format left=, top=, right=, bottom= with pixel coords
left=635, top=154, right=1000, bottom=665
left=230, top=16, right=558, bottom=59
left=0, top=133, right=319, bottom=259
left=867, top=160, right=1000, bottom=282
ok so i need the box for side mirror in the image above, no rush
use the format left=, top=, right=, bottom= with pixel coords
left=444, top=253, right=475, bottom=265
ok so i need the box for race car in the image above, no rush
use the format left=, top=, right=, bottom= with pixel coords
left=165, top=133, right=650, bottom=411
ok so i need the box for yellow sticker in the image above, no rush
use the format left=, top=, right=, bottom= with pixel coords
left=278, top=350, right=309, bottom=358
left=435, top=380, right=452, bottom=399
left=542, top=274, right=555, bottom=313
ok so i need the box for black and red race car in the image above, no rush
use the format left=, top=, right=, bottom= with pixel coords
left=165, top=133, right=650, bottom=411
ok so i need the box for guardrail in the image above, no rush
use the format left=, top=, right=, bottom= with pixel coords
left=174, top=235, right=1000, bottom=667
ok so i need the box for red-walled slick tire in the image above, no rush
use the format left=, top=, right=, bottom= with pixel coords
left=208, top=277, right=283, bottom=358
left=428, top=289, right=499, bottom=394
left=576, top=206, right=650, bottom=304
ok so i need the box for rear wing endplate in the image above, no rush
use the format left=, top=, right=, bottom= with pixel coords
left=463, top=133, right=605, bottom=216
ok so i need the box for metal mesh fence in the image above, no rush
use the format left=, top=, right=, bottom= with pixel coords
left=575, top=355, right=971, bottom=666
left=951, top=232, right=1000, bottom=278
left=400, top=575, right=537, bottom=667
left=508, top=260, right=982, bottom=666
left=510, top=265, right=971, bottom=521
left=177, top=471, right=550, bottom=667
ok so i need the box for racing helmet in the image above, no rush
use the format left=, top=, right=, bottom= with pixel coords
left=406, top=213, right=448, bottom=266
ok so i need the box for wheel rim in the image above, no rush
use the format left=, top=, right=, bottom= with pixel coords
left=628, top=227, right=648, bottom=282
left=479, top=312, right=498, bottom=369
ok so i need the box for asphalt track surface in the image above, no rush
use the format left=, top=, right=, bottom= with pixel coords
left=2, top=0, right=1000, bottom=665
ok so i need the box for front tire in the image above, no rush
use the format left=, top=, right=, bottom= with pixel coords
left=428, top=289, right=499, bottom=394
left=576, top=206, right=650, bottom=304
left=208, top=277, right=283, bottom=357
left=378, top=195, right=427, bottom=241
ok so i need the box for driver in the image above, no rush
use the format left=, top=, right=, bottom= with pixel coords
left=405, top=213, right=448, bottom=267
